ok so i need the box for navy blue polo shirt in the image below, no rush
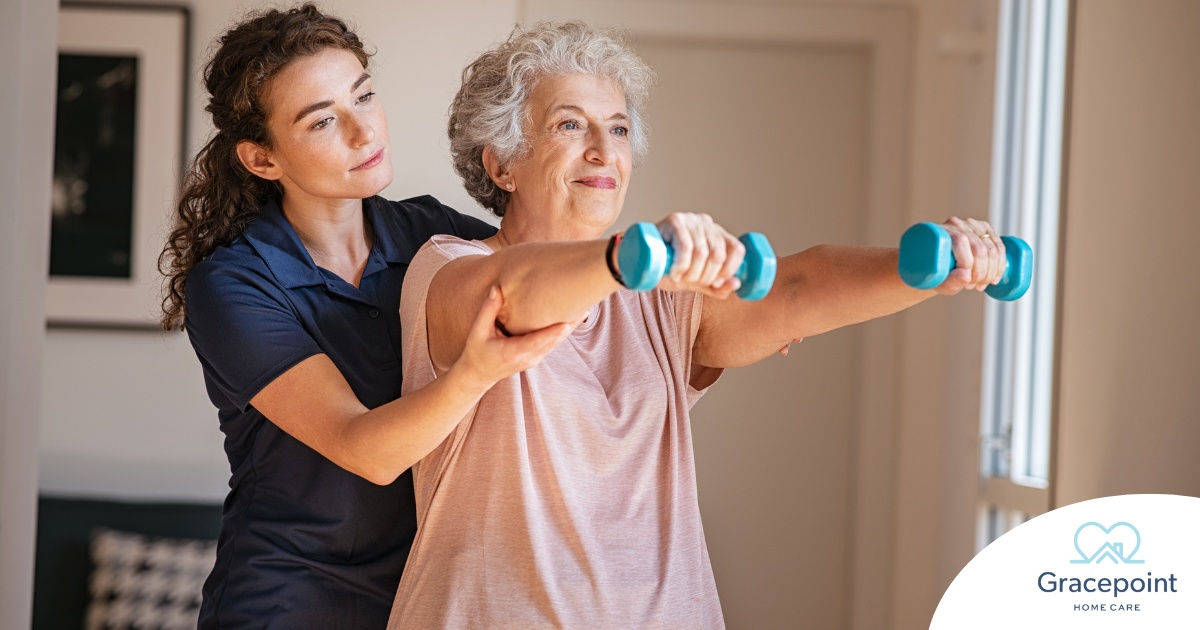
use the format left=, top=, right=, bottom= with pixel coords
left=185, top=195, right=494, bottom=629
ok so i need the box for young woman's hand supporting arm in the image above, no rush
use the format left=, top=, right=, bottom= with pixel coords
left=249, top=288, right=572, bottom=485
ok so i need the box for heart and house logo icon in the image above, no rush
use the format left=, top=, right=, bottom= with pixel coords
left=1070, top=521, right=1145, bottom=564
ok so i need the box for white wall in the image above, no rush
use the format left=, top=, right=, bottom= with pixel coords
left=1, top=0, right=56, bottom=626
left=1053, top=0, right=1200, bottom=505
left=39, top=329, right=227, bottom=500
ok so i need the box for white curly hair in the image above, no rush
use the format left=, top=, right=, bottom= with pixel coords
left=447, top=21, right=657, bottom=216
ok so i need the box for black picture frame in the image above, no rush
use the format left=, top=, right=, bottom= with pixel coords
left=48, top=3, right=190, bottom=328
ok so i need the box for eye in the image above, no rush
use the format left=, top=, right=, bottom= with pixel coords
left=356, top=91, right=375, bottom=104
left=612, top=126, right=629, bottom=137
left=560, top=120, right=580, bottom=131
left=312, top=117, right=333, bottom=130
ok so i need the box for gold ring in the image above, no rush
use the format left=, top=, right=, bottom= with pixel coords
left=979, top=233, right=993, bottom=239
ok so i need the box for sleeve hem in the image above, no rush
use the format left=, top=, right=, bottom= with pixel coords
left=233, top=349, right=324, bottom=412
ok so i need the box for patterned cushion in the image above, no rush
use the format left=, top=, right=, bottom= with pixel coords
left=85, top=528, right=216, bottom=630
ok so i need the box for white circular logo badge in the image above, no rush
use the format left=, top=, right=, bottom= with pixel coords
left=932, top=494, right=1199, bottom=629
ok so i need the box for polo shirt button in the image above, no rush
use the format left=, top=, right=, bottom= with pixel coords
left=368, top=308, right=380, bottom=319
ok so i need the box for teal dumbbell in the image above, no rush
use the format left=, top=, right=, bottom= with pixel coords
left=898, top=222, right=1033, bottom=301
left=616, top=222, right=777, bottom=301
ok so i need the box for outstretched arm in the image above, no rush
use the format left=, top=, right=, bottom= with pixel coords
left=425, top=213, right=746, bottom=372
left=693, top=217, right=1006, bottom=368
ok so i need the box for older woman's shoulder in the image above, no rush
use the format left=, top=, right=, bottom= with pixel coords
left=370, top=195, right=496, bottom=244
left=418, top=233, right=494, bottom=261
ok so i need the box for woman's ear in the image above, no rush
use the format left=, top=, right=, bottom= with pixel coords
left=235, top=140, right=282, bottom=181
left=482, top=146, right=515, bottom=192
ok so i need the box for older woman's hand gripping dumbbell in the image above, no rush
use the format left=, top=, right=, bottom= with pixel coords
left=898, top=221, right=1034, bottom=301
left=615, top=222, right=778, bottom=300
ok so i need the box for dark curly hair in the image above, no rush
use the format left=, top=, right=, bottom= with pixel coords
left=157, top=3, right=371, bottom=330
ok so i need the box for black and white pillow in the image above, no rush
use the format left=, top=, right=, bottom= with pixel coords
left=85, top=528, right=217, bottom=630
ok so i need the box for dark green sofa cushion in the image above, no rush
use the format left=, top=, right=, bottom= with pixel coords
left=33, top=495, right=221, bottom=630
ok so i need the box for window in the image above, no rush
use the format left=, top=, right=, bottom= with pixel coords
left=977, top=0, right=1069, bottom=549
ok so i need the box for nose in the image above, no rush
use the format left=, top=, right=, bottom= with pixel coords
left=584, top=128, right=617, bottom=165
left=348, top=111, right=375, bottom=147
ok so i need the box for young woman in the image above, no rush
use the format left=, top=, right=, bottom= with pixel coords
left=157, top=5, right=571, bottom=628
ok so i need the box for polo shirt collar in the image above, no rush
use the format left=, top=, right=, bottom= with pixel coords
left=242, top=196, right=411, bottom=290
left=363, top=196, right=414, bottom=265
left=242, top=197, right=325, bottom=289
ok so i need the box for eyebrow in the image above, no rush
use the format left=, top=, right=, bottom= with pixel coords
left=292, top=73, right=372, bottom=125
left=547, top=104, right=630, bottom=122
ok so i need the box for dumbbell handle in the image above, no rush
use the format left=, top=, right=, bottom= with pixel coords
left=898, top=222, right=1033, bottom=301
left=616, top=222, right=777, bottom=301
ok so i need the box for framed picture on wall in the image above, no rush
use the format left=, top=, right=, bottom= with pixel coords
left=48, top=3, right=189, bottom=328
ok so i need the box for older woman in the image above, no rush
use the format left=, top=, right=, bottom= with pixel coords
left=387, top=22, right=1004, bottom=628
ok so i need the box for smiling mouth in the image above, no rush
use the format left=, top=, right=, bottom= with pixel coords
left=352, top=149, right=385, bottom=171
left=574, top=176, right=617, bottom=189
